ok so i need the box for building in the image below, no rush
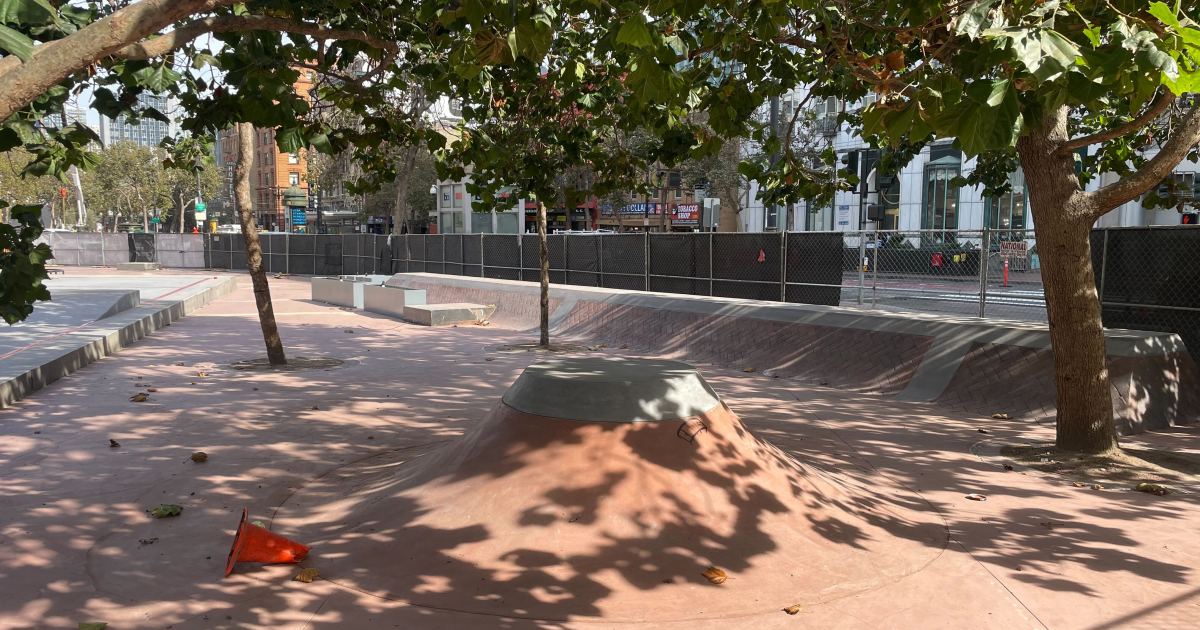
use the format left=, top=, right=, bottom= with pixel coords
left=738, top=87, right=1200, bottom=233
left=100, top=93, right=172, bottom=148
left=215, top=72, right=314, bottom=232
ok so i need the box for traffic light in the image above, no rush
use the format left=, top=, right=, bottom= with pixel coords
left=1183, top=213, right=1198, bottom=225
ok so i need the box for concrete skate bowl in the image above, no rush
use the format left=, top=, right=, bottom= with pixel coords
left=274, top=358, right=947, bottom=623
left=384, top=273, right=1200, bottom=435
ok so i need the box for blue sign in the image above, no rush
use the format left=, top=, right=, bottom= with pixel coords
left=291, top=208, right=307, bottom=225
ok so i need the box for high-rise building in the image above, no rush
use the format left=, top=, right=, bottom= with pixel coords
left=100, top=93, right=172, bottom=148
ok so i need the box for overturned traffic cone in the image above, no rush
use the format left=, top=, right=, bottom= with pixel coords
left=224, top=508, right=310, bottom=577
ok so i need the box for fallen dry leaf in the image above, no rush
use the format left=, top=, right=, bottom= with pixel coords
left=196, top=371, right=209, bottom=378
left=991, top=413, right=1011, bottom=420
left=293, top=567, right=320, bottom=583
left=147, top=388, right=158, bottom=393
left=965, top=493, right=987, bottom=501
left=108, top=439, right=120, bottom=448
left=1135, top=482, right=1169, bottom=496
left=311, top=404, right=320, bottom=410
left=476, top=320, right=491, bottom=326
left=1003, top=464, right=1014, bottom=471
left=129, top=392, right=149, bottom=403
left=741, top=367, right=756, bottom=373
left=138, top=537, right=159, bottom=546
left=190, top=452, right=208, bottom=463
left=782, top=604, right=803, bottom=615
left=1072, top=482, right=1087, bottom=488
left=344, top=329, right=355, bottom=334
left=701, top=566, right=728, bottom=585
left=977, top=428, right=990, bottom=434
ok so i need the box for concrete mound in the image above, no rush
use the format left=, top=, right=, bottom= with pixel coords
left=277, top=358, right=945, bottom=622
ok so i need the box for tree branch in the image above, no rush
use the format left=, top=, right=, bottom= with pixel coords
left=117, top=14, right=398, bottom=61
left=0, top=0, right=235, bottom=120
left=1087, top=105, right=1200, bottom=215
left=1056, top=90, right=1176, bottom=156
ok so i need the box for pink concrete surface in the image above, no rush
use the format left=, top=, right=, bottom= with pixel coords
left=0, top=272, right=1196, bottom=629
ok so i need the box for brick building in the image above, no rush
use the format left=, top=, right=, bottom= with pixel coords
left=215, top=72, right=314, bottom=231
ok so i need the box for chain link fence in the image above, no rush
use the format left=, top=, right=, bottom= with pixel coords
left=37, top=228, right=1200, bottom=354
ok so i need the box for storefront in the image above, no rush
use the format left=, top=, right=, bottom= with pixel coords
left=523, top=200, right=597, bottom=232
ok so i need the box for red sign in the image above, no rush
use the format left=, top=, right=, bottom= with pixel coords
left=672, top=203, right=700, bottom=225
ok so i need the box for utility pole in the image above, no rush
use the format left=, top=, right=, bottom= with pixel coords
left=768, top=95, right=780, bottom=231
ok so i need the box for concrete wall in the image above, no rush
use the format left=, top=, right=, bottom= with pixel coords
left=39, top=233, right=206, bottom=268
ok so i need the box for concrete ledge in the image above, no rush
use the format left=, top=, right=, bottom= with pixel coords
left=0, top=276, right=238, bottom=409
left=311, top=275, right=389, bottom=309
left=402, top=303, right=496, bottom=327
left=116, top=262, right=160, bottom=271
left=363, top=285, right=426, bottom=318
left=502, top=357, right=721, bottom=423
left=385, top=272, right=1200, bottom=434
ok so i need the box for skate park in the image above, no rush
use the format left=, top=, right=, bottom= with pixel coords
left=0, top=267, right=1196, bottom=629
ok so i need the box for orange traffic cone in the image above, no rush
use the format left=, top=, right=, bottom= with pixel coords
left=224, top=508, right=310, bottom=576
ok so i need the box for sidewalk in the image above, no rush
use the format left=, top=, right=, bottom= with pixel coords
left=0, top=272, right=1195, bottom=629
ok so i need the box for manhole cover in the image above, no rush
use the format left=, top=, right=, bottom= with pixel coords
left=230, top=356, right=345, bottom=371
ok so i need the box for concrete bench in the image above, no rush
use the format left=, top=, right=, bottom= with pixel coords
left=402, top=303, right=496, bottom=327
left=363, top=285, right=426, bottom=318
left=311, top=275, right=389, bottom=309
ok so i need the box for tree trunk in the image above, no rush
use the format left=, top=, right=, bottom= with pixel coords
left=234, top=122, right=288, bottom=365
left=1018, top=107, right=1117, bottom=453
left=537, top=200, right=550, bottom=347
left=391, top=146, right=418, bottom=234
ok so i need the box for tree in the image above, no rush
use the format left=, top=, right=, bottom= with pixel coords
left=233, top=122, right=286, bottom=364
left=747, top=2, right=1200, bottom=452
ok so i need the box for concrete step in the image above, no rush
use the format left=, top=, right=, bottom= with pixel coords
left=311, top=275, right=389, bottom=309
left=363, top=285, right=426, bottom=318
left=402, top=303, right=495, bottom=327
left=115, top=262, right=160, bottom=271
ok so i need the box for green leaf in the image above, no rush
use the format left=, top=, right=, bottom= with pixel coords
left=131, top=62, right=183, bottom=93
left=1148, top=2, right=1180, bottom=29
left=275, top=126, right=305, bottom=153
left=78, top=623, right=107, bottom=630
left=953, top=0, right=997, bottom=40
left=147, top=504, right=183, bottom=519
left=615, top=13, right=654, bottom=49
left=0, top=23, right=33, bottom=60
left=0, top=0, right=59, bottom=26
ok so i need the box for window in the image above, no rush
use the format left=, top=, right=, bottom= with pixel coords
left=452, top=184, right=464, bottom=208
left=439, top=211, right=463, bottom=233
left=440, top=185, right=452, bottom=209
left=288, top=172, right=300, bottom=187
left=985, top=168, right=1028, bottom=234
left=287, top=152, right=300, bottom=165
left=922, top=145, right=961, bottom=242
left=674, top=188, right=682, bottom=200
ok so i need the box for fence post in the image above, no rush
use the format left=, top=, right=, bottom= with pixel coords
left=517, top=233, right=523, bottom=280
left=708, top=231, right=714, bottom=296
left=563, top=233, right=570, bottom=285
left=779, top=230, right=787, bottom=302
left=1098, top=228, right=1109, bottom=303
left=598, top=233, right=605, bottom=287
left=643, top=232, right=650, bottom=291
left=978, top=228, right=991, bottom=318
left=857, top=232, right=866, bottom=306
left=286, top=232, right=290, bottom=275
left=100, top=233, right=106, bottom=267
left=871, top=232, right=880, bottom=308
left=480, top=232, right=485, bottom=277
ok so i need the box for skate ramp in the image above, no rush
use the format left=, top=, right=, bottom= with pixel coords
left=276, top=358, right=946, bottom=622
left=383, top=273, right=1200, bottom=434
